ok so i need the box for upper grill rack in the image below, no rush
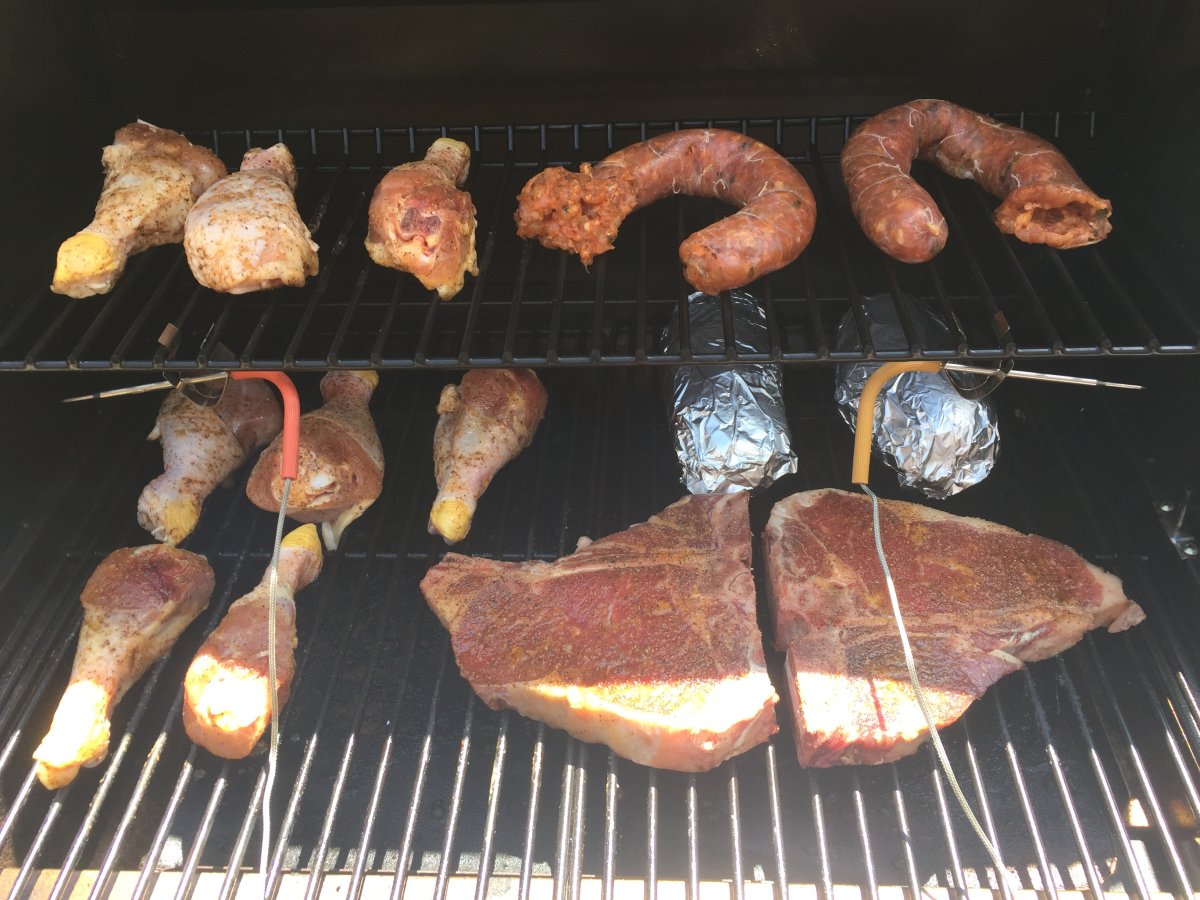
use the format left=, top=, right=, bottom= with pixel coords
left=2, top=113, right=1197, bottom=372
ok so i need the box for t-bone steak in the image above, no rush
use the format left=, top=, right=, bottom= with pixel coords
left=764, top=489, right=1145, bottom=767
left=420, top=493, right=778, bottom=771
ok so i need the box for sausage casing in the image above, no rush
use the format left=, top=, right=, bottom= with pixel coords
left=515, top=129, right=816, bottom=294
left=840, top=100, right=1112, bottom=263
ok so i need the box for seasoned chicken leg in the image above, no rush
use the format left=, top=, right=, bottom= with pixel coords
left=245, top=371, right=384, bottom=550
left=365, top=138, right=479, bottom=299
left=182, top=525, right=323, bottom=759
left=138, top=379, right=282, bottom=546
left=52, top=123, right=226, bottom=299
left=33, top=545, right=214, bottom=789
left=184, top=144, right=318, bottom=294
left=429, top=369, right=547, bottom=543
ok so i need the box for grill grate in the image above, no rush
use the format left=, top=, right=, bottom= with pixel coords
left=2, top=114, right=1199, bottom=372
left=2, top=366, right=1200, bottom=897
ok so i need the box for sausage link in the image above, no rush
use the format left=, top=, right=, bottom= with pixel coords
left=515, top=129, right=816, bottom=294
left=841, top=99, right=1112, bottom=263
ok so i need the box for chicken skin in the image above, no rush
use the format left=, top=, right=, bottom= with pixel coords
left=139, top=379, right=282, bottom=546
left=182, top=525, right=323, bottom=759
left=430, top=369, right=547, bottom=543
left=245, top=370, right=384, bottom=551
left=184, top=144, right=318, bottom=294
left=34, top=545, right=214, bottom=789
left=365, top=138, right=479, bottom=300
left=52, top=123, right=226, bottom=299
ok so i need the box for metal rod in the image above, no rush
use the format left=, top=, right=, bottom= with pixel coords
left=942, top=362, right=1143, bottom=389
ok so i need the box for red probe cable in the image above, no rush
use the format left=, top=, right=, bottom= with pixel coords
left=231, top=370, right=300, bottom=479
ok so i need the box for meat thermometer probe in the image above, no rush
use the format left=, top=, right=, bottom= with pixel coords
left=64, top=370, right=300, bottom=890
left=851, top=360, right=1140, bottom=890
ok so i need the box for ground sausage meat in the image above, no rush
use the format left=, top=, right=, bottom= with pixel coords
left=840, top=99, right=1112, bottom=263
left=515, top=128, right=816, bottom=294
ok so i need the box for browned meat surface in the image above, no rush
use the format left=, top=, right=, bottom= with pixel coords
left=365, top=138, right=479, bottom=299
left=763, top=489, right=1145, bottom=766
left=139, top=379, right=282, bottom=546
left=841, top=99, right=1112, bottom=263
left=515, top=128, right=816, bottom=294
left=33, top=546, right=214, bottom=789
left=184, top=144, right=319, bottom=294
left=52, top=123, right=226, bottom=298
left=182, top=525, right=323, bottom=760
left=246, top=370, right=383, bottom=550
left=429, top=369, right=547, bottom=544
left=421, top=494, right=778, bottom=771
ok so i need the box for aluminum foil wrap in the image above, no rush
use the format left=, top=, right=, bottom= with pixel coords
left=834, top=294, right=1000, bottom=499
left=664, top=291, right=797, bottom=493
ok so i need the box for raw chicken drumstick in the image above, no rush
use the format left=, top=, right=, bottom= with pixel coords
left=430, top=369, right=547, bottom=544
left=184, top=143, right=319, bottom=293
left=52, top=122, right=226, bottom=299
left=33, top=545, right=214, bottom=789
left=138, top=378, right=282, bottom=546
left=245, top=370, right=384, bottom=551
left=365, top=138, right=479, bottom=299
left=182, top=525, right=323, bottom=759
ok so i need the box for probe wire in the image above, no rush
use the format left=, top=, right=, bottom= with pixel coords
left=861, top=484, right=1018, bottom=894
left=260, top=477, right=292, bottom=896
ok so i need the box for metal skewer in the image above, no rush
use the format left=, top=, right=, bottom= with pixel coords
left=60, top=372, right=231, bottom=403
left=942, top=361, right=1143, bottom=390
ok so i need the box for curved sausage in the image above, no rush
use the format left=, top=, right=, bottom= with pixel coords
left=515, top=129, right=816, bottom=294
left=840, top=100, right=1112, bottom=263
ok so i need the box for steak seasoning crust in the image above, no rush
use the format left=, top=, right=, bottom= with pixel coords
left=420, top=493, right=779, bottom=772
left=764, top=489, right=1144, bottom=767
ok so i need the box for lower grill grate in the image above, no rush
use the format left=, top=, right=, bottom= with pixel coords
left=2, top=114, right=1199, bottom=372
left=1, top=366, right=1199, bottom=898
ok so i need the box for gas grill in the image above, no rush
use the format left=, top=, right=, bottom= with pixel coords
left=3, top=0, right=1200, bottom=895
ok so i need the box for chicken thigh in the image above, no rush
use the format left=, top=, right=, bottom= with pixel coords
left=430, top=369, right=547, bottom=543
left=365, top=138, right=479, bottom=299
left=139, top=379, right=282, bottom=546
left=52, top=122, right=226, bottom=299
left=184, top=144, right=318, bottom=294
left=34, top=545, right=214, bottom=789
left=182, top=525, right=323, bottom=759
left=245, top=370, right=384, bottom=550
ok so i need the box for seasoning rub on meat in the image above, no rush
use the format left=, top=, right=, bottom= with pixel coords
left=421, top=493, right=778, bottom=771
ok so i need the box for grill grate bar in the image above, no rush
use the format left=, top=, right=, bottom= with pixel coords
left=433, top=695, right=476, bottom=900
left=1089, top=253, right=1160, bottom=350
left=1054, top=656, right=1155, bottom=896
left=1076, top=638, right=1195, bottom=894
left=959, top=726, right=1015, bottom=896
left=552, top=742, right=578, bottom=900
left=603, top=755, right=618, bottom=900
left=173, top=757, right=229, bottom=900
left=686, top=776, right=700, bottom=900
left=928, top=764, right=970, bottom=897
left=645, top=771, right=659, bottom=900
left=808, top=772, right=833, bottom=900
left=889, top=767, right=922, bottom=899
left=988, top=696, right=1059, bottom=896
left=763, top=744, right=789, bottom=900
left=569, top=744, right=589, bottom=900
left=1043, top=249, right=1111, bottom=351
left=517, top=724, right=547, bottom=900
left=132, top=756, right=197, bottom=900
left=218, top=770, right=268, bottom=900
left=851, top=774, right=880, bottom=900
left=8, top=772, right=73, bottom=898
left=327, top=263, right=372, bottom=365
left=727, top=764, right=745, bottom=900
left=471, top=712, right=510, bottom=900
left=387, top=646, right=450, bottom=900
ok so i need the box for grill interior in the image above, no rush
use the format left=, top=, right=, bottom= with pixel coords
left=2, top=362, right=1199, bottom=898
left=2, top=114, right=1198, bottom=373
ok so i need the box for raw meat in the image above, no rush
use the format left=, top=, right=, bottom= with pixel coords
left=246, top=370, right=383, bottom=550
left=420, top=493, right=778, bottom=771
left=183, top=524, right=323, bottom=759
left=764, top=489, right=1145, bottom=766
left=52, top=123, right=226, bottom=299
left=184, top=143, right=319, bottom=294
left=34, top=545, right=214, bottom=789
left=429, top=368, right=547, bottom=544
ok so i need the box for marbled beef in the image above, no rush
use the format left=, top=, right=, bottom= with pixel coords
left=420, top=493, right=778, bottom=771
left=764, top=489, right=1144, bottom=767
